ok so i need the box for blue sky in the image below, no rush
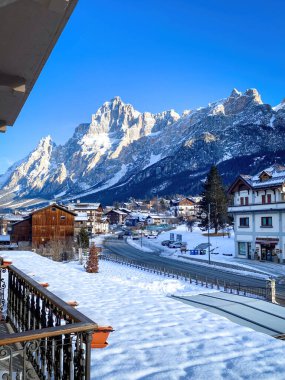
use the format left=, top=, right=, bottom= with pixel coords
left=1, top=0, right=285, bottom=173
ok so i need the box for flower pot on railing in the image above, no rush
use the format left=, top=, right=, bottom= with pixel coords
left=3, top=260, right=12, bottom=266
left=91, top=326, right=114, bottom=349
left=66, top=300, right=79, bottom=307
left=39, top=282, right=49, bottom=288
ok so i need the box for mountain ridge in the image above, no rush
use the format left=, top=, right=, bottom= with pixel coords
left=1, top=89, right=285, bottom=209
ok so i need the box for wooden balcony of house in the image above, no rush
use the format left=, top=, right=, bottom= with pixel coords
left=0, top=263, right=98, bottom=379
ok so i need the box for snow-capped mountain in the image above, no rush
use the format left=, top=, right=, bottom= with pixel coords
left=1, top=89, right=285, bottom=208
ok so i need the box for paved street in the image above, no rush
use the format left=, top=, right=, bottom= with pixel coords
left=104, top=237, right=285, bottom=300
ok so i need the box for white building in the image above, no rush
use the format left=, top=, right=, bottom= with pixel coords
left=228, top=164, right=285, bottom=262
left=170, top=198, right=198, bottom=219
left=67, top=201, right=105, bottom=233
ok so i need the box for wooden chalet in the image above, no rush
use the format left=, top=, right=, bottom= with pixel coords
left=11, top=204, right=76, bottom=247
left=106, top=209, right=128, bottom=225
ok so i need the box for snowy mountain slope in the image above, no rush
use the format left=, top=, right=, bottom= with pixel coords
left=1, top=89, right=285, bottom=208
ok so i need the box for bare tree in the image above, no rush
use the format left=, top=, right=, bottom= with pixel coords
left=45, top=238, right=75, bottom=262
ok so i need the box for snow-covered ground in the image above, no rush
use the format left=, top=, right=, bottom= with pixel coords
left=2, top=250, right=285, bottom=379
left=126, top=237, right=153, bottom=252
left=145, top=225, right=236, bottom=260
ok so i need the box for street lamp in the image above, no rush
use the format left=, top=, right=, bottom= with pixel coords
left=201, top=205, right=211, bottom=265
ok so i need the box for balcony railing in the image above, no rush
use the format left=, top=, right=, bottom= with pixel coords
left=228, top=201, right=285, bottom=213
left=0, top=264, right=98, bottom=379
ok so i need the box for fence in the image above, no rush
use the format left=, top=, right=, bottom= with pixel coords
left=0, top=265, right=97, bottom=379
left=100, top=253, right=273, bottom=302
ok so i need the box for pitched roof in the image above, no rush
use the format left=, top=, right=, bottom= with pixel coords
left=106, top=209, right=128, bottom=215
left=31, top=203, right=77, bottom=217
left=228, top=164, right=285, bottom=193
left=68, top=202, right=102, bottom=211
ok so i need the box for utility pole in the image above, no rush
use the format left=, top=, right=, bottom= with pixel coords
left=207, top=203, right=211, bottom=265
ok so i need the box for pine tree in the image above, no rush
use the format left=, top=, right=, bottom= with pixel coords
left=200, top=165, right=228, bottom=234
left=85, top=244, right=100, bottom=273
left=78, top=227, right=89, bottom=249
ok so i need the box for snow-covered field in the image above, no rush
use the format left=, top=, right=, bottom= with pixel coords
left=2, top=250, right=285, bottom=379
left=144, top=225, right=236, bottom=260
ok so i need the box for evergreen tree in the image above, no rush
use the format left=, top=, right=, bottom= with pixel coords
left=200, top=165, right=228, bottom=233
left=85, top=244, right=99, bottom=273
left=78, top=227, right=89, bottom=249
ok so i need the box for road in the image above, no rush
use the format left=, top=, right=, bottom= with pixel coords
left=104, top=237, right=285, bottom=299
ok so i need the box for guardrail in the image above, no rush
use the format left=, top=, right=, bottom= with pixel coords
left=0, top=265, right=98, bottom=379
left=100, top=253, right=274, bottom=302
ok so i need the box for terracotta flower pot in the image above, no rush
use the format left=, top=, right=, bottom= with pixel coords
left=91, top=326, right=114, bottom=349
left=66, top=300, right=79, bottom=307
left=3, top=260, right=12, bottom=266
left=39, top=282, right=49, bottom=288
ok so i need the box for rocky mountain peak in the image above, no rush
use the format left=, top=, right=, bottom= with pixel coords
left=38, top=135, right=53, bottom=147
left=274, top=98, right=285, bottom=112
left=244, top=88, right=262, bottom=104
left=229, top=88, right=242, bottom=98
left=223, top=88, right=263, bottom=115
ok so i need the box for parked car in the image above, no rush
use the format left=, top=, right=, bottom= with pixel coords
left=168, top=242, right=187, bottom=249
left=147, top=234, right=157, bottom=239
left=161, top=240, right=174, bottom=246
left=132, top=235, right=140, bottom=240
left=8, top=243, right=18, bottom=250
left=118, top=234, right=124, bottom=240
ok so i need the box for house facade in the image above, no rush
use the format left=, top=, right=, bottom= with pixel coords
left=228, top=164, right=285, bottom=262
left=0, top=214, right=25, bottom=235
left=67, top=201, right=105, bottom=233
left=106, top=209, right=128, bottom=225
left=170, top=197, right=197, bottom=219
left=74, top=212, right=89, bottom=236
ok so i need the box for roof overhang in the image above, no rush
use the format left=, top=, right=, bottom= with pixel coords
left=227, top=175, right=252, bottom=195
left=0, top=0, right=78, bottom=133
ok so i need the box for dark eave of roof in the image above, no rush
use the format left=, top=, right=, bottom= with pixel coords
left=31, top=203, right=77, bottom=216
left=0, top=0, right=78, bottom=133
left=227, top=175, right=252, bottom=195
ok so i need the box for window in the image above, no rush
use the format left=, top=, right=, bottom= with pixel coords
left=51, top=207, right=56, bottom=211
left=60, top=216, right=66, bottom=220
left=261, top=217, right=272, bottom=227
left=261, top=195, right=266, bottom=204
left=267, top=194, right=272, bottom=203
left=240, top=197, right=249, bottom=205
left=239, top=217, right=249, bottom=227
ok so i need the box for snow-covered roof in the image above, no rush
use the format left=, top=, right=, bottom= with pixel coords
left=0, top=214, right=24, bottom=222
left=106, top=209, right=128, bottom=215
left=233, top=164, right=285, bottom=190
left=250, top=165, right=285, bottom=188
left=31, top=203, right=77, bottom=217
left=68, top=202, right=102, bottom=211
left=75, top=212, right=88, bottom=222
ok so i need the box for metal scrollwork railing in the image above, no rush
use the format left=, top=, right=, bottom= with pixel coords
left=0, top=265, right=97, bottom=379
